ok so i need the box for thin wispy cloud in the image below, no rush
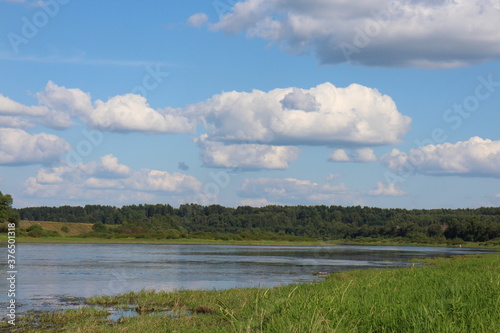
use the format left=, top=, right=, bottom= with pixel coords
left=0, top=52, right=174, bottom=67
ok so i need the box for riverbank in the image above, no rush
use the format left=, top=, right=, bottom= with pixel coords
left=2, top=234, right=499, bottom=248
left=3, top=253, right=499, bottom=332
left=3, top=220, right=499, bottom=248
left=0, top=234, right=321, bottom=246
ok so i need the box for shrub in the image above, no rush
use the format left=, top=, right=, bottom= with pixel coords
left=26, top=224, right=44, bottom=233
left=25, top=224, right=59, bottom=237
left=27, top=229, right=44, bottom=238
left=0, top=222, right=8, bottom=233
left=92, top=222, right=108, bottom=233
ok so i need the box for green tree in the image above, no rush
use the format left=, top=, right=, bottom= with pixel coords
left=0, top=191, right=19, bottom=225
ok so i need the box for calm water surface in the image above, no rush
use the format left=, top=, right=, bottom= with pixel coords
left=0, top=243, right=497, bottom=312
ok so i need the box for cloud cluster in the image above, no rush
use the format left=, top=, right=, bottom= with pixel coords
left=1, top=81, right=194, bottom=133
left=1, top=81, right=409, bottom=170
left=190, top=82, right=410, bottom=168
left=24, top=154, right=203, bottom=202
left=235, top=174, right=408, bottom=206
left=381, top=137, right=500, bottom=178
left=238, top=175, right=356, bottom=205
left=206, top=0, right=500, bottom=68
left=0, top=128, right=70, bottom=165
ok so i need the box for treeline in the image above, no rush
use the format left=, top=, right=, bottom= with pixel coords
left=15, top=204, right=500, bottom=243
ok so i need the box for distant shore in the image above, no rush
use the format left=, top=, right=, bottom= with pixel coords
left=2, top=234, right=499, bottom=248
left=2, top=220, right=499, bottom=248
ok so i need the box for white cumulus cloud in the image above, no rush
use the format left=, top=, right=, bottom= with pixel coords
left=197, top=135, right=301, bottom=169
left=0, top=81, right=195, bottom=133
left=191, top=82, right=411, bottom=147
left=24, top=154, right=203, bottom=202
left=126, top=169, right=202, bottom=193
left=36, top=80, right=93, bottom=128
left=80, top=154, right=132, bottom=179
left=207, top=0, right=500, bottom=68
left=89, top=94, right=194, bottom=133
left=380, top=137, right=500, bottom=178
left=35, top=168, right=64, bottom=184
left=367, top=181, right=406, bottom=196
left=0, top=128, right=70, bottom=165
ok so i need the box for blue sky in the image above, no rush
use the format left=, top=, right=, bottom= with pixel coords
left=1, top=0, right=499, bottom=209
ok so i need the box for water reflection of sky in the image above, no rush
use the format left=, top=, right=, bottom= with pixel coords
left=0, top=243, right=497, bottom=312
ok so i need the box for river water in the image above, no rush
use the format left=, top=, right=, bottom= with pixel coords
left=0, top=243, right=497, bottom=313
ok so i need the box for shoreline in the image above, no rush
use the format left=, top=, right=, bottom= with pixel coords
left=1, top=234, right=499, bottom=248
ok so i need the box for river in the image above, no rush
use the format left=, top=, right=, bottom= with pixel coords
left=0, top=243, right=497, bottom=313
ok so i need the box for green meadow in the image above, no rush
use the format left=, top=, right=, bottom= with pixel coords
left=4, top=253, right=499, bottom=332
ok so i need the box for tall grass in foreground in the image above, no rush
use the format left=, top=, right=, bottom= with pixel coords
left=4, top=254, right=499, bottom=332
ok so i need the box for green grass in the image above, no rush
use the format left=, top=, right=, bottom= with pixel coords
left=3, top=228, right=500, bottom=248
left=3, top=254, right=499, bottom=332
left=2, top=234, right=499, bottom=248
left=0, top=234, right=323, bottom=246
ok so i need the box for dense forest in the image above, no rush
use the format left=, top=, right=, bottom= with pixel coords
left=15, top=204, right=500, bottom=243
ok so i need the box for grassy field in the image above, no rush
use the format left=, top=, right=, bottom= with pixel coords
left=4, top=254, right=499, bottom=332
left=18, top=220, right=96, bottom=236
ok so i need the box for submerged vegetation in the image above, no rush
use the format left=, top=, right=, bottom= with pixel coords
left=12, top=204, right=500, bottom=245
left=3, top=254, right=499, bottom=332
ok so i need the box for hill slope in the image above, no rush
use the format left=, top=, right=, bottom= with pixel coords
left=19, top=221, right=94, bottom=236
